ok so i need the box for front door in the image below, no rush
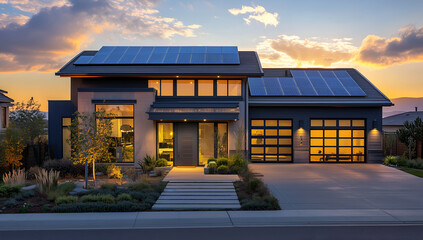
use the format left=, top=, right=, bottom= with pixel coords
left=174, top=122, right=198, bottom=166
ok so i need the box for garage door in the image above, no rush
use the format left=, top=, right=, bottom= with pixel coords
left=310, top=119, right=365, bottom=163
left=250, top=119, right=293, bottom=162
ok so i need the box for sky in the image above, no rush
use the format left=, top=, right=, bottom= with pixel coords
left=0, top=0, right=423, bottom=111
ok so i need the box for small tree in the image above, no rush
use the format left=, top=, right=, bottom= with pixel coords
left=9, top=97, right=47, bottom=145
left=2, top=129, right=25, bottom=170
left=397, top=117, right=423, bottom=159
left=68, top=110, right=113, bottom=187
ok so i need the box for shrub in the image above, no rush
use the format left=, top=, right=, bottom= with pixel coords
left=80, top=194, right=115, bottom=204
left=107, top=164, right=122, bottom=179
left=384, top=156, right=398, bottom=165
left=263, top=196, right=281, bottom=210
left=4, top=198, right=18, bottom=208
left=207, top=158, right=217, bottom=164
left=20, top=190, right=35, bottom=199
left=41, top=204, right=51, bottom=212
left=123, top=168, right=137, bottom=182
left=95, top=164, right=108, bottom=175
left=27, top=166, right=42, bottom=180
left=240, top=200, right=269, bottom=210
left=397, top=156, right=408, bottom=166
left=55, top=196, right=78, bottom=205
left=43, top=159, right=84, bottom=177
left=34, top=168, right=60, bottom=194
left=208, top=162, right=217, bottom=169
left=0, top=185, right=21, bottom=198
left=247, top=178, right=262, bottom=192
left=2, top=169, right=26, bottom=186
left=51, top=201, right=150, bottom=213
left=100, top=183, right=117, bottom=190
left=19, top=202, right=30, bottom=213
left=217, top=165, right=229, bottom=174
left=127, top=182, right=152, bottom=192
left=47, top=182, right=76, bottom=200
left=155, top=159, right=168, bottom=167
left=138, top=155, right=156, bottom=175
left=216, top=158, right=229, bottom=167
left=117, top=193, right=132, bottom=202
left=230, top=153, right=244, bottom=168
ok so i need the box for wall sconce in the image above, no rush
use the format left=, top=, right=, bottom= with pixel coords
left=299, top=120, right=304, bottom=129
left=372, top=119, right=377, bottom=129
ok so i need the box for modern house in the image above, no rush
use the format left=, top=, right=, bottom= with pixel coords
left=382, top=109, right=423, bottom=157
left=49, top=46, right=392, bottom=166
left=0, top=89, right=13, bottom=133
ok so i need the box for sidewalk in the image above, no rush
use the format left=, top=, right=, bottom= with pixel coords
left=2, top=209, right=423, bottom=230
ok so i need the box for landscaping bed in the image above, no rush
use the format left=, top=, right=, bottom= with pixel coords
left=384, top=155, right=423, bottom=178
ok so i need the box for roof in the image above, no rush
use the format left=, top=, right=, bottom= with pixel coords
left=383, top=111, right=423, bottom=126
left=56, top=49, right=263, bottom=77
left=0, top=91, right=13, bottom=103
left=248, top=68, right=392, bottom=107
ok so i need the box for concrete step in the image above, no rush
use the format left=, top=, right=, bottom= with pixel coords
left=152, top=204, right=241, bottom=210
left=166, top=185, right=234, bottom=189
left=163, top=189, right=235, bottom=192
left=155, top=200, right=240, bottom=204
left=161, top=192, right=238, bottom=196
left=167, top=181, right=235, bottom=183
left=167, top=182, right=234, bottom=186
left=159, top=196, right=239, bottom=200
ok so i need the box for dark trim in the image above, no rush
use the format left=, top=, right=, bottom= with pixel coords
left=148, top=112, right=239, bottom=121
left=151, top=102, right=239, bottom=108
left=92, top=99, right=137, bottom=104
left=156, top=96, right=243, bottom=101
left=78, top=88, right=154, bottom=92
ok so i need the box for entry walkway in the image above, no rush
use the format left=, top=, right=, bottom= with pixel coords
left=153, top=167, right=241, bottom=210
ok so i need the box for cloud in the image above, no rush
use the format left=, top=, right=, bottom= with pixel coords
left=356, top=25, right=423, bottom=67
left=258, top=35, right=357, bottom=67
left=228, top=5, right=278, bottom=27
left=0, top=13, right=30, bottom=28
left=0, top=0, right=201, bottom=72
left=1, top=0, right=70, bottom=13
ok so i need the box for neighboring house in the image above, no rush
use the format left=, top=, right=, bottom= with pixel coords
left=0, top=89, right=13, bottom=133
left=382, top=110, right=423, bottom=157
left=49, top=46, right=392, bottom=165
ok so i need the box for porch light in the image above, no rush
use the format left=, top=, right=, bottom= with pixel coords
left=203, top=119, right=207, bottom=122
left=217, top=75, right=220, bottom=78
left=176, top=75, right=179, bottom=78
left=184, top=119, right=187, bottom=122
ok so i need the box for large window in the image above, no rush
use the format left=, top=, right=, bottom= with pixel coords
left=62, top=117, right=71, bottom=159
left=198, top=122, right=228, bottom=165
left=198, top=80, right=214, bottom=96
left=95, top=105, right=134, bottom=163
left=250, top=119, right=293, bottom=162
left=228, top=80, right=242, bottom=96
left=177, top=80, right=195, bottom=96
left=310, top=119, right=365, bottom=163
left=148, top=79, right=173, bottom=96
left=157, top=123, right=173, bottom=164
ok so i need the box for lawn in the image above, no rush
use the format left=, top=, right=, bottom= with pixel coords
left=400, top=168, right=423, bottom=178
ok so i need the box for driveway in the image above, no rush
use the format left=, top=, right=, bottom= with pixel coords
left=250, top=164, right=423, bottom=210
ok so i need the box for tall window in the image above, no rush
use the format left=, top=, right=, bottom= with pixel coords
left=198, top=122, right=228, bottom=165
left=62, top=117, right=71, bottom=159
left=250, top=119, right=292, bottom=162
left=310, top=119, right=365, bottom=162
left=198, top=80, right=214, bottom=96
left=217, top=80, right=228, bottom=96
left=177, top=80, right=195, bottom=96
left=148, top=80, right=173, bottom=96
left=228, top=80, right=242, bottom=96
left=96, top=105, right=134, bottom=163
left=157, top=123, right=173, bottom=163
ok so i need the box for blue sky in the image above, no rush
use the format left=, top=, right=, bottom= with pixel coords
left=0, top=0, right=423, bottom=111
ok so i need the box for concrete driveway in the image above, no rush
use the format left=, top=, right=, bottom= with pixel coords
left=250, top=164, right=423, bottom=210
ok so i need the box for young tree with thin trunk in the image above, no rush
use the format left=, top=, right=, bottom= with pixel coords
left=67, top=110, right=113, bottom=187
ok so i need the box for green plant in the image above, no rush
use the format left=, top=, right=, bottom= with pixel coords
left=27, top=166, right=42, bottom=180
left=247, top=178, right=262, bottom=192
left=384, top=156, right=398, bottom=165
left=107, top=164, right=122, bottom=179
left=217, top=165, right=229, bottom=174
left=0, top=185, right=21, bottom=198
left=138, top=155, right=156, bottom=175
left=127, top=182, right=152, bottom=192
left=51, top=201, right=150, bottom=213
left=208, top=162, right=217, bottom=169
left=207, top=158, right=217, bottom=164
left=34, top=168, right=60, bottom=194
left=216, top=158, right=229, bottom=167
left=123, top=167, right=137, bottom=182
left=4, top=198, right=18, bottom=208
left=55, top=196, right=78, bottom=205
left=47, top=182, right=76, bottom=200
left=155, top=158, right=168, bottom=167
left=41, top=204, right=51, bottom=212
left=117, top=193, right=132, bottom=202
left=2, top=169, right=26, bottom=186
left=100, top=183, right=117, bottom=190
left=19, top=202, right=30, bottom=213
left=263, top=196, right=281, bottom=210
left=43, top=159, right=85, bottom=177
left=80, top=194, right=115, bottom=204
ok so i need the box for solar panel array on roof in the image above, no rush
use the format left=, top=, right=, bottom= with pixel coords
left=248, top=70, right=366, bottom=97
left=74, top=46, right=240, bottom=65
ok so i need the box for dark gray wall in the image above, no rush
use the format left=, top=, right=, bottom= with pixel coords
left=48, top=100, right=76, bottom=159
left=248, top=106, right=383, bottom=163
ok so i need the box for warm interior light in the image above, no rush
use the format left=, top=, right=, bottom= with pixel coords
left=217, top=75, right=220, bottom=78
left=190, top=81, right=193, bottom=84
left=176, top=76, right=179, bottom=78
left=170, top=132, right=173, bottom=136
left=203, top=119, right=206, bottom=122
left=184, top=119, right=187, bottom=122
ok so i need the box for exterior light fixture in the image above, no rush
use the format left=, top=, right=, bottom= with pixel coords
left=234, top=119, right=237, bottom=122
left=372, top=120, right=377, bottom=129
left=203, top=119, right=206, bottom=122
left=184, top=119, right=187, bottom=122
left=176, top=75, right=179, bottom=78
left=217, top=75, right=220, bottom=78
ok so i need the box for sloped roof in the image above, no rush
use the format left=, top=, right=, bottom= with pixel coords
left=383, top=111, right=423, bottom=126
left=247, top=68, right=392, bottom=107
left=0, top=90, right=13, bottom=103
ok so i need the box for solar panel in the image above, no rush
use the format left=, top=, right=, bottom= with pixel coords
left=248, top=71, right=366, bottom=97
left=305, top=70, right=333, bottom=96
left=263, top=77, right=283, bottom=95
left=333, top=70, right=366, bottom=96
left=74, top=46, right=240, bottom=65
left=74, top=56, right=93, bottom=64
left=248, top=78, right=267, bottom=95
left=291, top=70, right=317, bottom=96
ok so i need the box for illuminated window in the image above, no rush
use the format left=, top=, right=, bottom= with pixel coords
left=148, top=80, right=161, bottom=95
left=177, top=80, right=195, bottom=96
left=157, top=123, right=173, bottom=164
left=310, top=119, right=365, bottom=163
left=228, top=80, right=241, bottom=96
left=250, top=119, right=292, bottom=162
left=62, top=117, right=71, bottom=159
left=148, top=80, right=173, bottom=96
left=217, top=80, right=228, bottom=96
left=198, top=80, right=214, bottom=96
